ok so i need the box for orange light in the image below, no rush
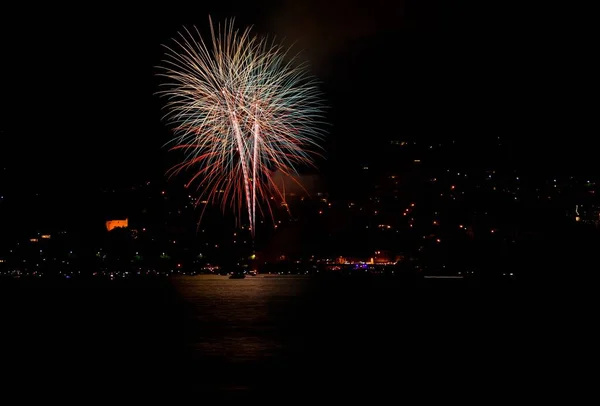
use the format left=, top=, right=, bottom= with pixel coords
left=106, top=219, right=128, bottom=231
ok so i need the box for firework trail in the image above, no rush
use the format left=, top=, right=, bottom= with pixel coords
left=157, top=17, right=326, bottom=237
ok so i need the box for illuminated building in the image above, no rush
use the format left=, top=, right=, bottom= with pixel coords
left=106, top=218, right=128, bottom=232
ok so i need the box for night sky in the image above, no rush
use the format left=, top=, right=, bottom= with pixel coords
left=1, top=1, right=595, bottom=204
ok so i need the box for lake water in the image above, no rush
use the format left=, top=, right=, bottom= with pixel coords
left=2, top=274, right=521, bottom=401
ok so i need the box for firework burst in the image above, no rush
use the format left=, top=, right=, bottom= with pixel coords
left=157, top=17, right=326, bottom=237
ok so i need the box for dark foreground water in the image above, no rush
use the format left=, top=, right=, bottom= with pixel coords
left=2, top=275, right=527, bottom=401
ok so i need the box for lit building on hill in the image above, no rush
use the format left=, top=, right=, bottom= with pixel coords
left=106, top=219, right=128, bottom=232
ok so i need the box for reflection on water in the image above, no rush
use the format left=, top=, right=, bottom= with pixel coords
left=172, top=275, right=311, bottom=366
left=170, top=275, right=317, bottom=395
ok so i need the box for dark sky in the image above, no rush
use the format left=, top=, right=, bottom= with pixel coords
left=1, top=1, right=596, bottom=194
